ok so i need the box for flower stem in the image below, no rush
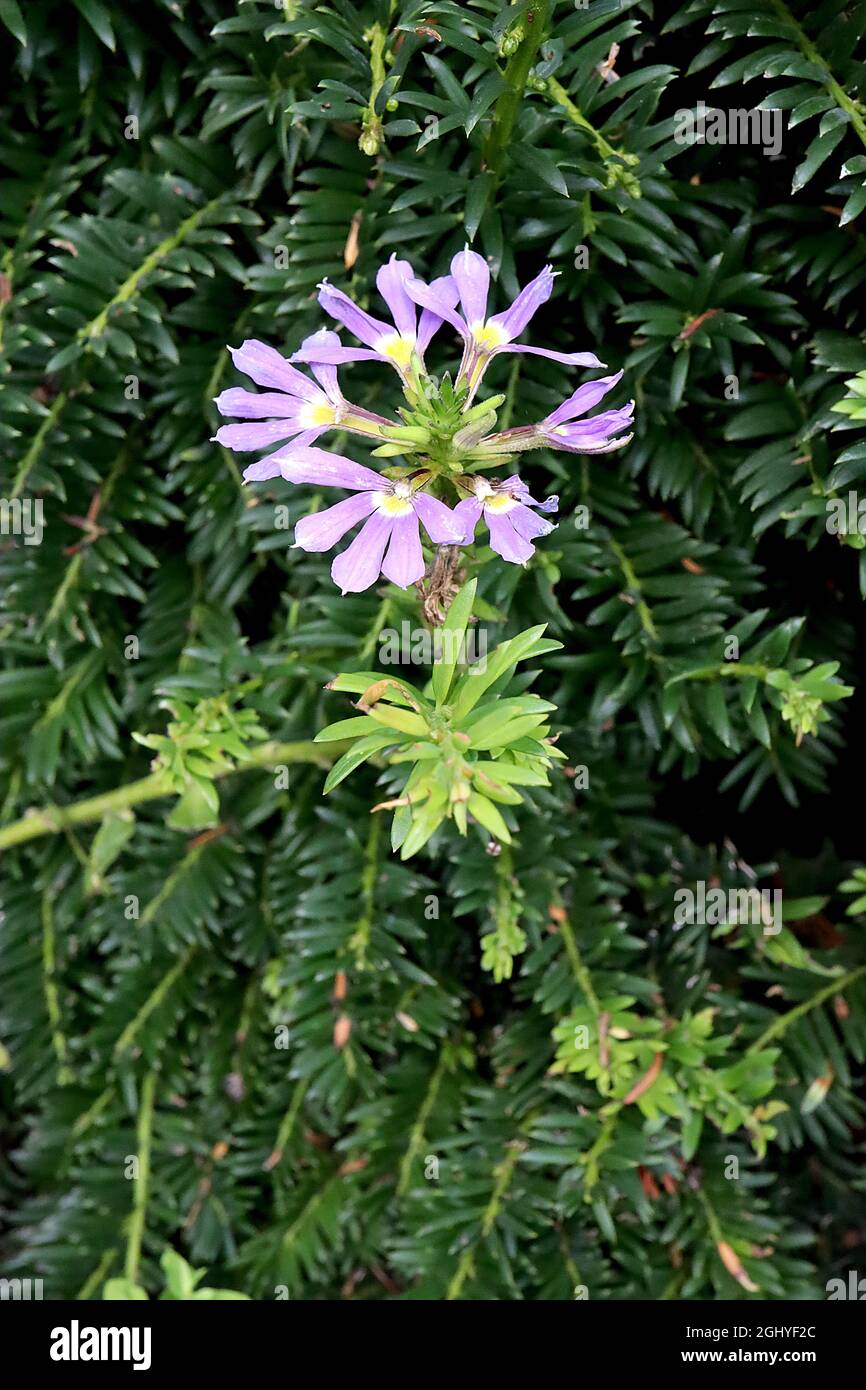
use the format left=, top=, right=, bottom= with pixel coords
left=483, top=2, right=551, bottom=179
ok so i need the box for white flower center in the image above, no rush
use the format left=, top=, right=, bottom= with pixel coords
left=471, top=321, right=509, bottom=351
left=299, top=399, right=338, bottom=428
left=376, top=489, right=414, bottom=517
left=485, top=493, right=517, bottom=514
left=376, top=333, right=415, bottom=369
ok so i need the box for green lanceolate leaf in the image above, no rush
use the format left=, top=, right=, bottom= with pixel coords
left=432, top=577, right=477, bottom=706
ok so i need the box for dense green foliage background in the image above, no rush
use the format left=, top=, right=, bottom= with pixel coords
left=2, top=0, right=866, bottom=1301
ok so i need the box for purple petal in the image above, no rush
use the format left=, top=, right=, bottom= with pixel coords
left=300, top=330, right=344, bottom=400
left=412, top=491, right=467, bottom=545
left=214, top=389, right=305, bottom=420
left=331, top=511, right=393, bottom=594
left=496, top=344, right=605, bottom=368
left=549, top=404, right=635, bottom=451
left=318, top=282, right=393, bottom=348
left=451, top=247, right=490, bottom=327
left=241, top=432, right=328, bottom=480
left=508, top=502, right=556, bottom=542
left=485, top=510, right=535, bottom=564
left=487, top=265, right=555, bottom=342
left=376, top=256, right=417, bottom=339
left=405, top=275, right=467, bottom=338
left=381, top=511, right=424, bottom=588
left=279, top=446, right=385, bottom=492
left=294, top=493, right=376, bottom=552
left=544, top=371, right=624, bottom=427
left=554, top=430, right=633, bottom=455
left=229, top=340, right=319, bottom=400
left=242, top=453, right=287, bottom=483
left=453, top=497, right=483, bottom=544
left=278, top=428, right=327, bottom=454
left=214, top=420, right=300, bottom=451
left=498, top=476, right=560, bottom=514
left=291, top=343, right=385, bottom=366
left=240, top=439, right=318, bottom=483
left=499, top=474, right=535, bottom=504
left=417, top=275, right=462, bottom=354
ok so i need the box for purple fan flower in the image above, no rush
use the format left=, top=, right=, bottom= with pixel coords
left=454, top=475, right=558, bottom=566
left=213, top=332, right=393, bottom=482
left=283, top=446, right=466, bottom=593
left=290, top=254, right=459, bottom=382
left=481, top=371, right=635, bottom=456
left=405, top=247, right=603, bottom=400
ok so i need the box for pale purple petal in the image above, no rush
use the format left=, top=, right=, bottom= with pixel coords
left=417, top=275, right=462, bottom=354
left=549, top=404, right=635, bottom=451
left=244, top=430, right=332, bottom=480
left=412, top=491, right=467, bottom=545
left=279, top=446, right=385, bottom=492
left=278, top=428, right=327, bottom=453
left=544, top=371, right=624, bottom=427
left=381, top=511, right=424, bottom=588
left=553, top=430, right=633, bottom=455
left=229, top=340, right=319, bottom=400
left=241, top=432, right=328, bottom=481
left=496, top=345, right=605, bottom=368
left=318, top=282, right=393, bottom=347
left=453, top=497, right=483, bottom=544
left=241, top=438, right=319, bottom=481
left=499, top=474, right=534, bottom=504
left=451, top=247, right=490, bottom=327
left=498, top=476, right=560, bottom=514
left=214, top=389, right=305, bottom=420
left=508, top=502, right=556, bottom=542
left=300, top=330, right=344, bottom=400
left=291, top=343, right=386, bottom=366
left=214, top=420, right=300, bottom=451
left=485, top=510, right=535, bottom=564
left=405, top=275, right=467, bottom=338
left=331, top=511, right=393, bottom=594
left=294, top=493, right=376, bottom=552
left=487, top=265, right=555, bottom=342
left=242, top=453, right=287, bottom=483
left=376, top=256, right=417, bottom=339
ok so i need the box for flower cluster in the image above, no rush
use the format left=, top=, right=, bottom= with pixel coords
left=213, top=250, right=633, bottom=593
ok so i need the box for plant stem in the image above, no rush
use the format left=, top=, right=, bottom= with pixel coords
left=747, top=962, right=866, bottom=1055
left=0, top=739, right=344, bottom=852
left=559, top=909, right=601, bottom=1013
left=483, top=1, right=551, bottom=178
left=125, top=1068, right=157, bottom=1285
left=445, top=1132, right=526, bottom=1299
left=42, top=891, right=73, bottom=1085
left=78, top=197, right=224, bottom=346
left=609, top=537, right=659, bottom=642
left=114, top=947, right=197, bottom=1059
left=359, top=23, right=389, bottom=155
left=770, top=0, right=866, bottom=153
left=76, top=1248, right=118, bottom=1300
left=398, top=1044, right=449, bottom=1196
left=349, top=813, right=382, bottom=968
left=545, top=76, right=626, bottom=163
left=12, top=391, right=68, bottom=499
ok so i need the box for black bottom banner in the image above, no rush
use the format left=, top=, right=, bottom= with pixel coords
left=3, top=1296, right=862, bottom=1376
